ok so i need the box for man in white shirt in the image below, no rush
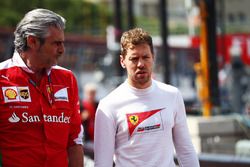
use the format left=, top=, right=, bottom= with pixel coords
left=94, top=27, right=200, bottom=167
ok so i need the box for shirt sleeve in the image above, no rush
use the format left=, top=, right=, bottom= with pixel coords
left=68, top=74, right=83, bottom=146
left=172, top=90, right=200, bottom=167
left=94, top=101, right=116, bottom=167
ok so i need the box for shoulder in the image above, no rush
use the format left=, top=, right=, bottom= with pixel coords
left=98, top=83, right=126, bottom=107
left=50, top=65, right=78, bottom=89
left=51, top=65, right=75, bottom=78
left=153, top=80, right=179, bottom=94
left=153, top=80, right=184, bottom=104
left=51, top=65, right=71, bottom=73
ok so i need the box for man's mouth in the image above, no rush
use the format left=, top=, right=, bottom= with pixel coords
left=136, top=70, right=146, bottom=74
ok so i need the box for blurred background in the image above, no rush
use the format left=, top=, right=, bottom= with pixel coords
left=1, top=0, right=250, bottom=166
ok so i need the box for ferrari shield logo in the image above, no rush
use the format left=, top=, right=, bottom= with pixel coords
left=129, top=115, right=139, bottom=125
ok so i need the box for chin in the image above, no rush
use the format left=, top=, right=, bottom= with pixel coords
left=51, top=61, right=58, bottom=66
left=137, top=78, right=150, bottom=84
left=137, top=74, right=149, bottom=80
left=45, top=64, right=56, bottom=69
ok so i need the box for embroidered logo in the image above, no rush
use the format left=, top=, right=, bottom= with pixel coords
left=54, top=87, right=68, bottom=101
left=18, top=87, right=30, bottom=100
left=2, top=86, right=31, bottom=103
left=5, top=88, right=18, bottom=100
left=1, top=75, right=9, bottom=81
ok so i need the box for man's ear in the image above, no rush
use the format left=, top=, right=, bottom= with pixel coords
left=26, top=35, right=38, bottom=49
left=120, top=55, right=126, bottom=68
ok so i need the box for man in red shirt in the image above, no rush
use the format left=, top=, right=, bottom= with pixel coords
left=0, top=8, right=83, bottom=166
left=81, top=83, right=98, bottom=142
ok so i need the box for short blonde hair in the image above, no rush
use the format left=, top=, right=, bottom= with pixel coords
left=120, top=27, right=154, bottom=57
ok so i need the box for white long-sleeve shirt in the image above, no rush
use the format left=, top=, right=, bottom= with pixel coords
left=94, top=80, right=200, bottom=167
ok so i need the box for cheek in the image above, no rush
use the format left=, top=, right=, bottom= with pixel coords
left=127, top=66, right=136, bottom=75
left=126, top=63, right=135, bottom=69
left=146, top=61, right=153, bottom=68
left=40, top=47, right=52, bottom=55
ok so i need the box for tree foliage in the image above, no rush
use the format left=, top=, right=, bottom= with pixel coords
left=0, top=0, right=112, bottom=36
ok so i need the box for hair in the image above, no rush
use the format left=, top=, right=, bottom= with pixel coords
left=14, top=8, right=66, bottom=52
left=120, top=27, right=154, bottom=57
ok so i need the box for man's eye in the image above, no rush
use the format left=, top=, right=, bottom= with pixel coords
left=55, top=41, right=64, bottom=46
left=130, top=57, right=138, bottom=61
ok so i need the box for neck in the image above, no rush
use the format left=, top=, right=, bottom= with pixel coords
left=129, top=79, right=152, bottom=89
left=20, top=52, right=47, bottom=83
left=32, top=69, right=47, bottom=85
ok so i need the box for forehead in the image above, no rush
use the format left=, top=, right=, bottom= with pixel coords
left=126, top=43, right=152, bottom=55
left=45, top=27, right=64, bottom=39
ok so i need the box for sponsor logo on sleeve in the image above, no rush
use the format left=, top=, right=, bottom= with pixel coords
left=126, top=108, right=164, bottom=137
left=5, top=88, right=18, bottom=100
left=18, top=87, right=31, bottom=102
left=2, top=86, right=31, bottom=103
left=54, top=87, right=68, bottom=101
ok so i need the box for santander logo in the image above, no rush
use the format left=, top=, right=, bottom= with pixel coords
left=8, top=112, right=20, bottom=123
left=8, top=112, right=71, bottom=123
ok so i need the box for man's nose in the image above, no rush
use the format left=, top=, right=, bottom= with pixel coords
left=137, top=58, right=145, bottom=68
left=58, top=44, right=65, bottom=54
